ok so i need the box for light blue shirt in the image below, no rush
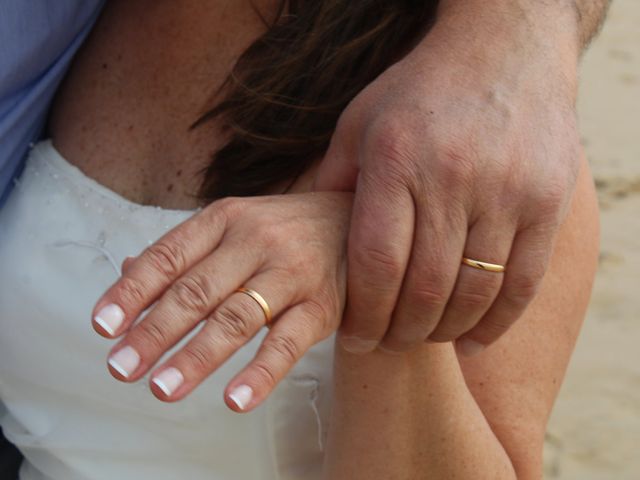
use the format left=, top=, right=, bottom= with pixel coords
left=0, top=1, right=105, bottom=207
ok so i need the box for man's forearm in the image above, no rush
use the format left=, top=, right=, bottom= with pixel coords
left=436, top=0, right=611, bottom=52
left=573, top=0, right=612, bottom=48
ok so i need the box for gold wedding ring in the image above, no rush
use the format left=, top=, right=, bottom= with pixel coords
left=236, top=287, right=273, bottom=326
left=461, top=257, right=506, bottom=273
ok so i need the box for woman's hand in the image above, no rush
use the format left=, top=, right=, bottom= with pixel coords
left=312, top=2, right=583, bottom=356
left=91, top=191, right=352, bottom=411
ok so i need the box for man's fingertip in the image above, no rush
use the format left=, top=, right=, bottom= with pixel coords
left=456, top=338, right=486, bottom=357
left=339, top=336, right=378, bottom=354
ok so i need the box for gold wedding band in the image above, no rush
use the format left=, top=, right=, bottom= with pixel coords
left=236, top=287, right=273, bottom=326
left=461, top=257, right=506, bottom=273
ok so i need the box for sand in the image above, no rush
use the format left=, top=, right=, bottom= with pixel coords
left=543, top=1, right=640, bottom=478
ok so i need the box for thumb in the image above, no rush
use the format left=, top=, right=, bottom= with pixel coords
left=311, top=128, right=359, bottom=192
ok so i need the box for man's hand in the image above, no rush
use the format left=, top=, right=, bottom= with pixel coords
left=312, top=1, right=591, bottom=355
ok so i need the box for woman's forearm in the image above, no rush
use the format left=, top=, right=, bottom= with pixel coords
left=322, top=343, right=517, bottom=480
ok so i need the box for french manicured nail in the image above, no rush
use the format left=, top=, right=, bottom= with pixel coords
left=457, top=338, right=486, bottom=357
left=340, top=336, right=378, bottom=354
left=108, top=346, right=140, bottom=378
left=229, top=385, right=253, bottom=410
left=152, top=367, right=184, bottom=396
left=94, top=304, right=125, bottom=336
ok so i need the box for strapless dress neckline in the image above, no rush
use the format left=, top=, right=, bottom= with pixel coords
left=0, top=140, right=334, bottom=480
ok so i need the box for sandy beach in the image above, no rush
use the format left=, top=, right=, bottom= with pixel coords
left=544, top=1, right=640, bottom=478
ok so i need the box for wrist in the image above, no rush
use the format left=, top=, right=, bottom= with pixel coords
left=413, top=0, right=580, bottom=104
left=435, top=0, right=580, bottom=56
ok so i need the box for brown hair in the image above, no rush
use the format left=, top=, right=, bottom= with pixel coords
left=194, top=0, right=439, bottom=200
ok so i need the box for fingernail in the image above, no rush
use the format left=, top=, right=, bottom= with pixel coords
left=228, top=384, right=253, bottom=410
left=152, top=367, right=184, bottom=396
left=94, top=304, right=125, bottom=336
left=457, top=338, right=486, bottom=357
left=108, top=346, right=140, bottom=378
left=340, top=336, right=378, bottom=354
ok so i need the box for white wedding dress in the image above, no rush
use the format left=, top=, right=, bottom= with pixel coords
left=0, top=140, right=335, bottom=480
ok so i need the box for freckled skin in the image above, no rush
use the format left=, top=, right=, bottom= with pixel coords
left=49, top=0, right=298, bottom=210
left=49, top=1, right=606, bottom=478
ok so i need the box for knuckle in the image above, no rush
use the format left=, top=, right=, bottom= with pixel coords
left=255, top=222, right=284, bottom=248
left=409, top=282, right=450, bottom=311
left=286, top=255, right=307, bottom=277
left=503, top=273, right=541, bottom=306
left=265, top=335, right=300, bottom=365
left=369, top=120, right=414, bottom=164
left=300, top=300, right=333, bottom=323
left=282, top=242, right=314, bottom=275
left=197, top=196, right=236, bottom=234
left=267, top=266, right=301, bottom=290
left=534, top=191, right=564, bottom=223
left=215, top=196, right=245, bottom=217
left=325, top=285, right=345, bottom=321
left=501, top=171, right=526, bottom=200
left=303, top=280, right=342, bottom=333
left=373, top=139, right=413, bottom=172
left=365, top=126, right=417, bottom=189
left=524, top=176, right=570, bottom=224
left=351, top=245, right=403, bottom=281
left=543, top=173, right=570, bottom=202
left=251, top=360, right=278, bottom=389
left=214, top=303, right=255, bottom=340
left=170, top=275, right=211, bottom=313
left=435, top=144, right=476, bottom=188
left=117, top=277, right=147, bottom=306
left=137, top=321, right=171, bottom=351
left=145, top=241, right=186, bottom=280
left=453, top=284, right=498, bottom=311
left=182, top=342, right=213, bottom=374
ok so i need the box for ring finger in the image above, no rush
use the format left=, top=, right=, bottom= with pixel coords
left=427, top=217, right=514, bottom=344
left=106, top=242, right=261, bottom=381
left=378, top=204, right=466, bottom=353
left=148, top=269, right=297, bottom=401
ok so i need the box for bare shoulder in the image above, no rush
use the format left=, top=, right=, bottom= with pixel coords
left=458, top=152, right=600, bottom=475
